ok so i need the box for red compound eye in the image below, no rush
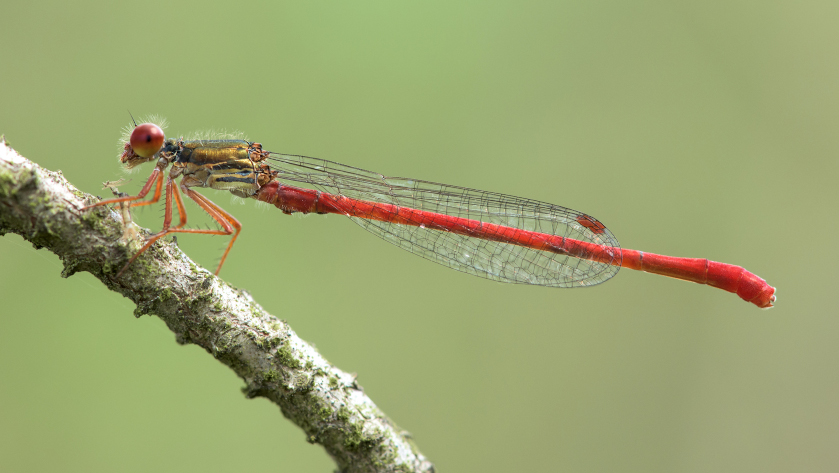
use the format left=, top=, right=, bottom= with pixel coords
left=130, top=123, right=165, bottom=158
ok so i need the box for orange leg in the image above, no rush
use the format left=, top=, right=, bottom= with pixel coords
left=82, top=168, right=165, bottom=210
left=116, top=180, right=242, bottom=277
left=161, top=176, right=188, bottom=231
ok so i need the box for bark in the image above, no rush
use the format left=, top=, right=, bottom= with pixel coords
left=0, top=138, right=434, bottom=473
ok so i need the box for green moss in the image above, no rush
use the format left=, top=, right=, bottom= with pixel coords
left=343, top=422, right=379, bottom=451
left=372, top=451, right=400, bottom=470
left=217, top=318, right=233, bottom=330
left=335, top=406, right=351, bottom=423
left=329, top=376, right=340, bottom=389
left=331, top=406, right=382, bottom=452
left=125, top=248, right=159, bottom=278
left=158, top=287, right=175, bottom=302
left=263, top=370, right=280, bottom=382
left=343, top=422, right=365, bottom=450
left=317, top=405, right=332, bottom=421
left=276, top=344, right=302, bottom=369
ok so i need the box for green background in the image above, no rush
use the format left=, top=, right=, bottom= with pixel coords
left=1, top=1, right=836, bottom=471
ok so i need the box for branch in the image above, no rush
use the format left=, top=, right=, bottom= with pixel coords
left=0, top=138, right=434, bottom=473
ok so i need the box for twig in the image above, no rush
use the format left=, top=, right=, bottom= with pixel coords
left=0, top=138, right=434, bottom=473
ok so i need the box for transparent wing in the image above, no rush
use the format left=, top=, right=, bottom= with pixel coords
left=266, top=153, right=621, bottom=287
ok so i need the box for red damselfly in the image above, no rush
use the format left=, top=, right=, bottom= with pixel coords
left=83, top=121, right=776, bottom=308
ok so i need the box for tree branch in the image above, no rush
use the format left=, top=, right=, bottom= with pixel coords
left=0, top=138, right=434, bottom=473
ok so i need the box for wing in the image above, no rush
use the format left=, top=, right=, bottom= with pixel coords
left=266, top=153, right=621, bottom=288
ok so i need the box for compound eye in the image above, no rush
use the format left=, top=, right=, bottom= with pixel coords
left=130, top=123, right=165, bottom=158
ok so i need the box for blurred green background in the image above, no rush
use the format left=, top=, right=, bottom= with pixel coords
left=1, top=1, right=837, bottom=471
